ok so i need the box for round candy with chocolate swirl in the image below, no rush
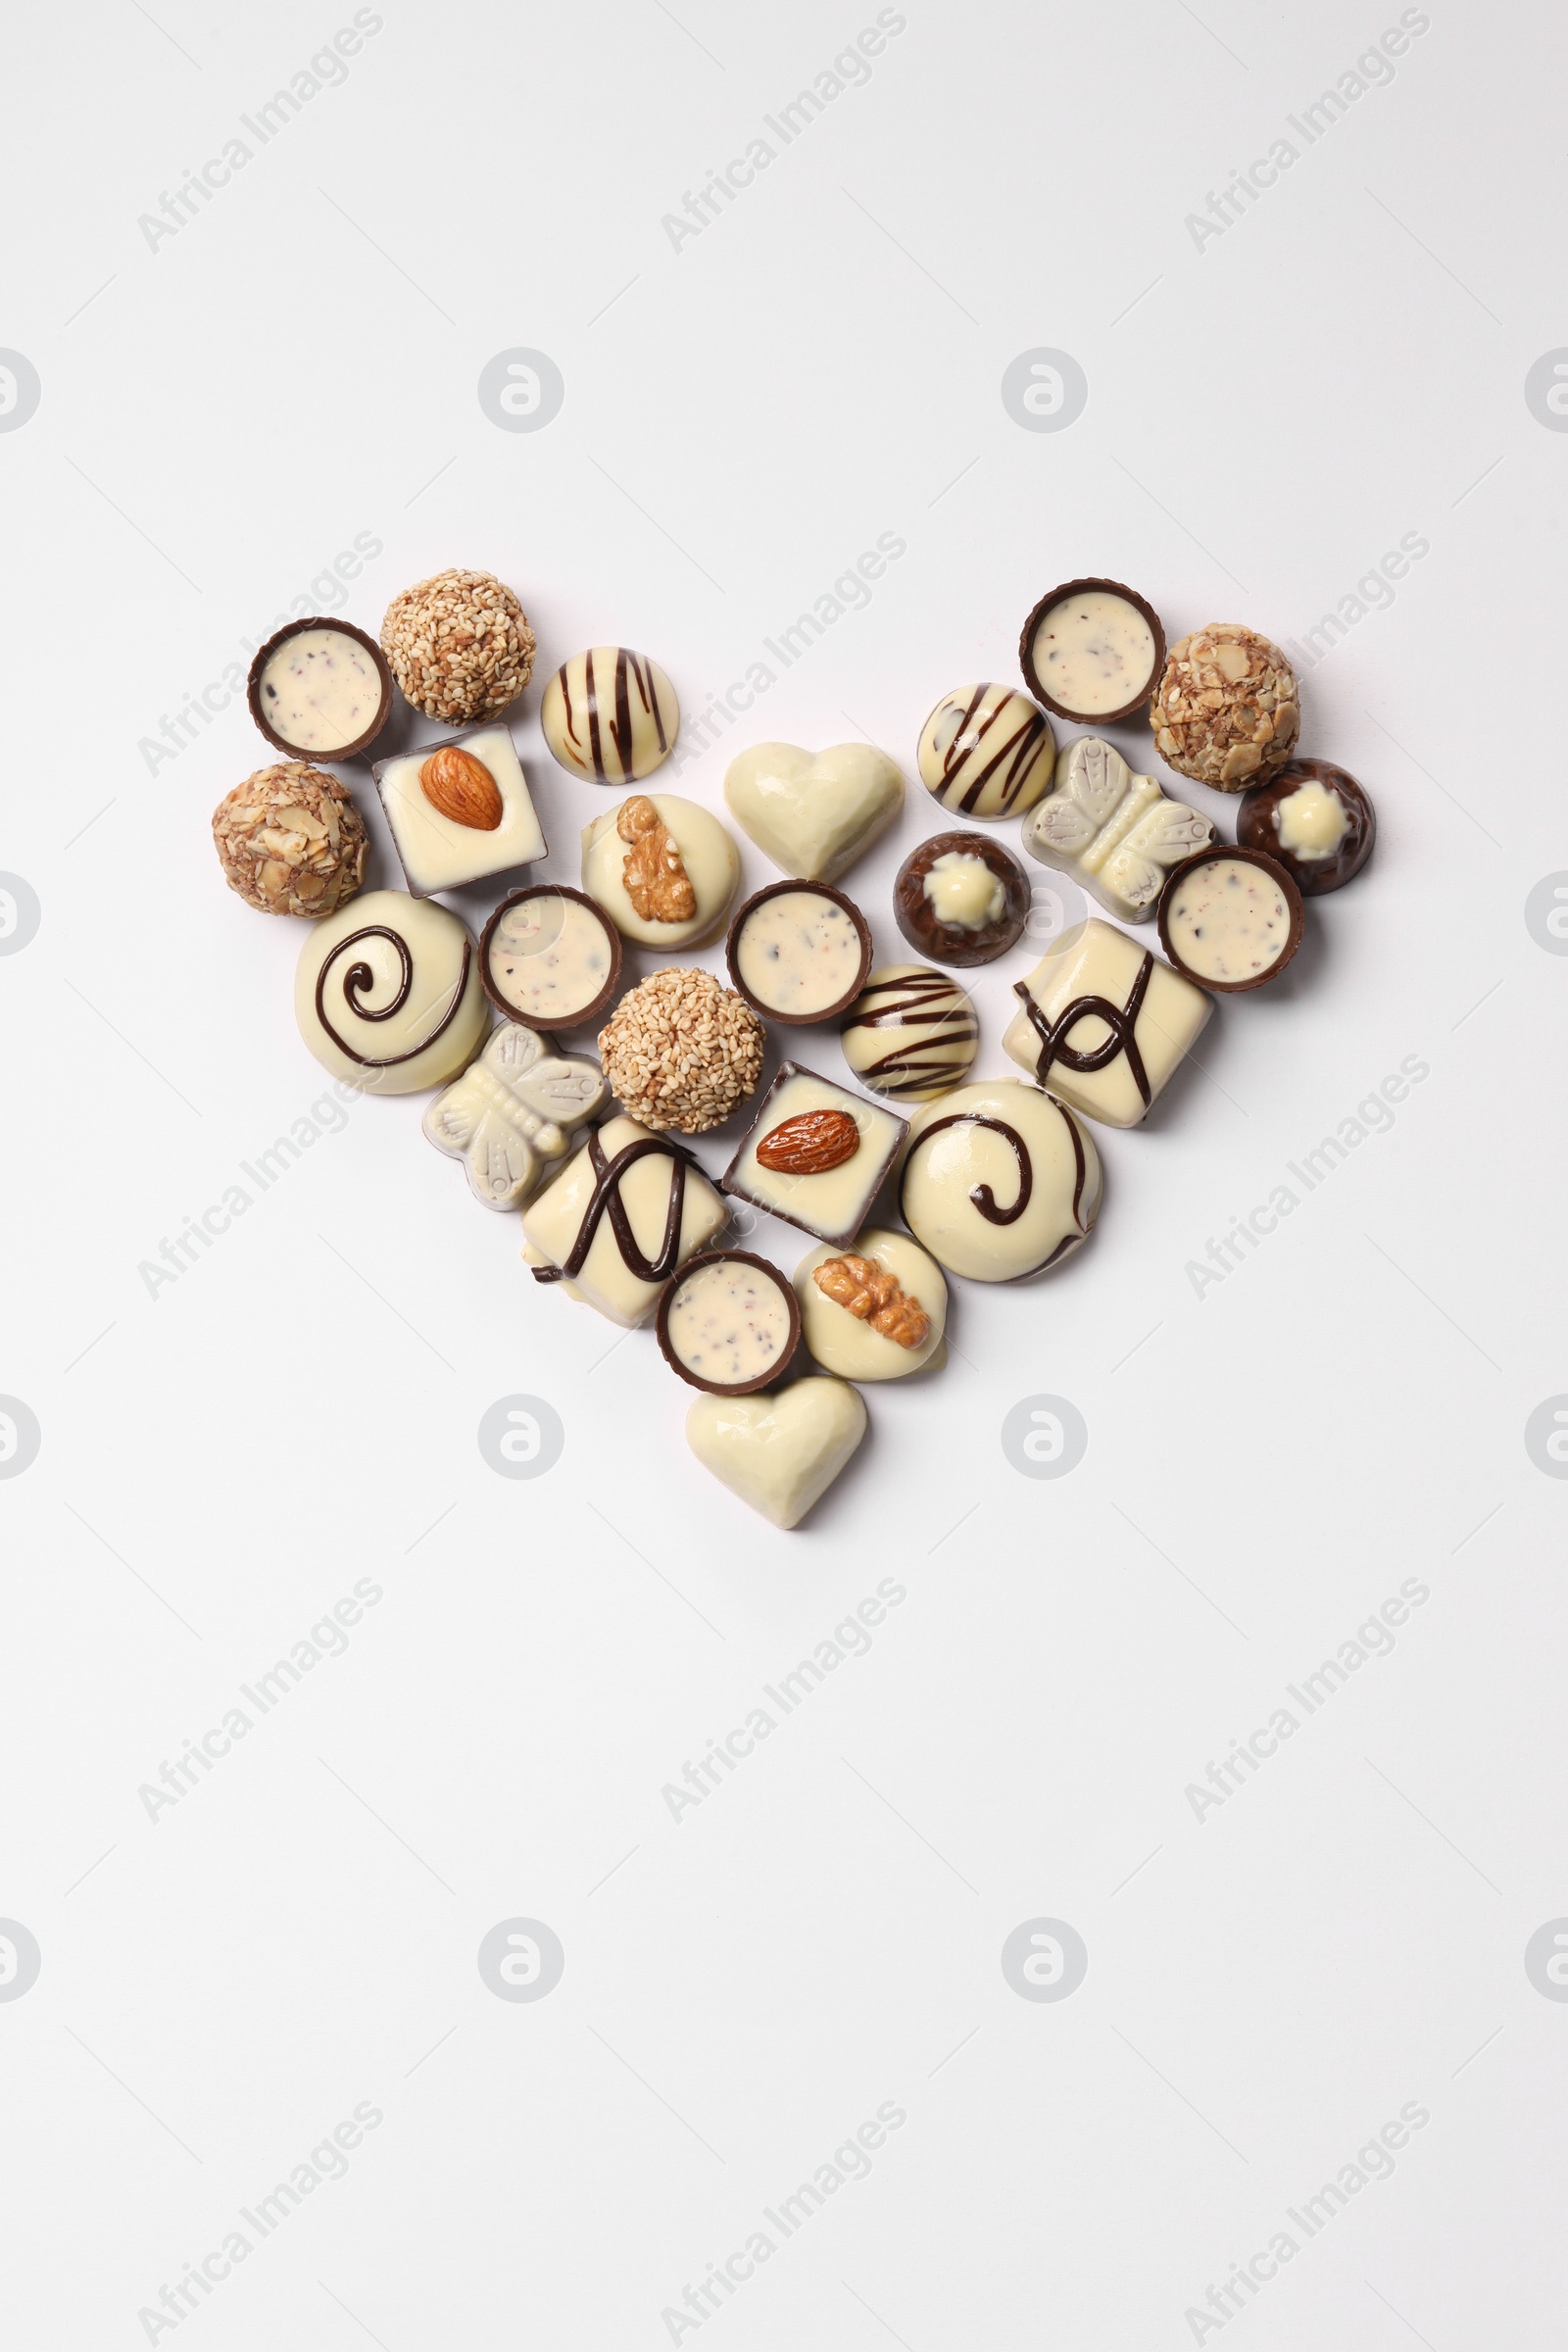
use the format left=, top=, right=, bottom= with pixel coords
left=294, top=889, right=488, bottom=1094
left=900, top=1078, right=1101, bottom=1283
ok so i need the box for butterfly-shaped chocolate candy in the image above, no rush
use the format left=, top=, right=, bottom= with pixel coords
left=422, top=1023, right=608, bottom=1211
left=1023, top=736, right=1213, bottom=923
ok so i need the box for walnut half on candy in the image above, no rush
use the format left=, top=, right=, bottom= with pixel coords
left=617, top=794, right=696, bottom=923
left=813, top=1252, right=930, bottom=1349
left=212, top=762, right=368, bottom=917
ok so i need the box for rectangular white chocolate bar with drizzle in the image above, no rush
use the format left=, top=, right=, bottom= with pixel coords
left=522, top=1115, right=726, bottom=1326
left=1002, top=919, right=1211, bottom=1128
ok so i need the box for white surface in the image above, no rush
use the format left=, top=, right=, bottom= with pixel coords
left=2, top=1, right=1564, bottom=2345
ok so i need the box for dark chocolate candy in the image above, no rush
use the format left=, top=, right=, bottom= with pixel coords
left=1237, top=759, right=1375, bottom=896
left=894, top=831, right=1030, bottom=968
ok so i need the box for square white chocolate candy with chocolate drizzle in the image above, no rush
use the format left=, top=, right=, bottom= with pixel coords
left=522, top=1114, right=727, bottom=1327
left=1021, top=736, right=1212, bottom=923
left=422, top=1024, right=607, bottom=1212
left=1002, top=919, right=1211, bottom=1129
left=722, top=743, right=904, bottom=882
left=900, top=1079, right=1101, bottom=1283
left=372, top=724, right=545, bottom=897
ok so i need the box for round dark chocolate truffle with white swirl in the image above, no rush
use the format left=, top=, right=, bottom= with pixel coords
left=900, top=1079, right=1102, bottom=1283
left=656, top=1250, right=802, bottom=1396
left=916, top=683, right=1054, bottom=819
left=1236, top=759, right=1375, bottom=896
left=294, top=889, right=488, bottom=1093
left=894, top=832, right=1030, bottom=967
left=1018, top=578, right=1165, bottom=725
left=1156, top=847, right=1303, bottom=994
left=725, top=880, right=872, bottom=1026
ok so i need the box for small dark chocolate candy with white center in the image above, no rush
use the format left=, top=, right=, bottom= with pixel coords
left=894, top=831, right=1030, bottom=967
left=1237, top=759, right=1375, bottom=896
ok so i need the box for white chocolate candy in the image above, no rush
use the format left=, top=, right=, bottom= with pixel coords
left=839, top=965, right=978, bottom=1102
left=542, top=648, right=679, bottom=782
left=422, top=1024, right=607, bottom=1211
left=924, top=851, right=1003, bottom=930
left=295, top=891, right=488, bottom=1095
left=795, top=1229, right=946, bottom=1380
left=582, top=793, right=740, bottom=948
left=1276, top=778, right=1348, bottom=858
left=901, top=1079, right=1101, bottom=1283
left=734, top=889, right=865, bottom=1018
left=373, top=725, right=545, bottom=897
left=257, top=627, right=384, bottom=754
left=484, top=891, right=618, bottom=1028
left=723, top=742, right=904, bottom=881
left=723, top=1066, right=906, bottom=1248
left=1022, top=736, right=1212, bottom=923
left=916, top=684, right=1054, bottom=819
left=1023, top=589, right=1156, bottom=716
left=1002, top=920, right=1211, bottom=1129
left=664, top=1258, right=796, bottom=1388
left=522, top=1114, right=726, bottom=1327
left=685, top=1376, right=867, bottom=1529
left=1162, top=856, right=1295, bottom=986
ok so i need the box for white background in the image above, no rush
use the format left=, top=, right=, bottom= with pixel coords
left=2, top=0, right=1564, bottom=2344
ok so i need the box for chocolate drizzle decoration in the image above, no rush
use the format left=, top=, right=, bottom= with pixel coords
left=558, top=648, right=669, bottom=782
left=938, top=686, right=1051, bottom=814
left=840, top=970, right=978, bottom=1098
left=904, top=1113, right=1033, bottom=1226
left=315, top=925, right=471, bottom=1068
left=1012, top=953, right=1154, bottom=1107
left=531, top=1129, right=698, bottom=1286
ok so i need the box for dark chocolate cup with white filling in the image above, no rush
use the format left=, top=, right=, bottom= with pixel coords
left=246, top=616, right=394, bottom=761
left=1237, top=759, right=1376, bottom=896
left=894, top=831, right=1030, bottom=967
left=1018, top=576, right=1166, bottom=726
left=724, top=879, right=873, bottom=1028
left=1156, top=845, right=1304, bottom=995
left=479, top=884, right=623, bottom=1031
left=656, top=1249, right=802, bottom=1396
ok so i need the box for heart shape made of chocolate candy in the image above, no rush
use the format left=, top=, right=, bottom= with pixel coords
left=723, top=742, right=904, bottom=883
left=685, top=1376, right=867, bottom=1530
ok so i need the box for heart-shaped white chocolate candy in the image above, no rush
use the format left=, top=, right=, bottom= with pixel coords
left=723, top=743, right=904, bottom=882
left=685, top=1376, right=867, bottom=1529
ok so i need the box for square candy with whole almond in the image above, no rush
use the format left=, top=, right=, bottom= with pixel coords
left=721, top=1063, right=906, bottom=1249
